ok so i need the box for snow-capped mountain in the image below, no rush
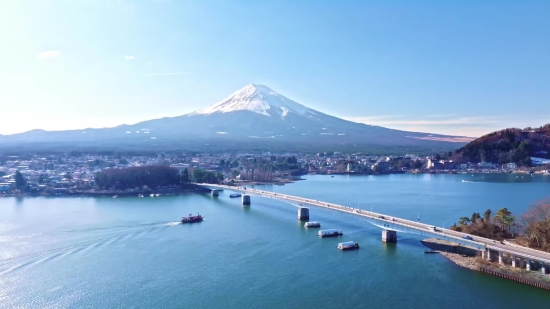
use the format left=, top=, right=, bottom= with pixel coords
left=0, top=84, right=472, bottom=151
left=189, top=84, right=312, bottom=118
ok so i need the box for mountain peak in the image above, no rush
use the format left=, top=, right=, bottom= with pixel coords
left=189, top=84, right=311, bottom=117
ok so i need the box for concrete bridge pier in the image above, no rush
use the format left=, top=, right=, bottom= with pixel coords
left=511, top=255, right=517, bottom=268
left=242, top=195, right=251, bottom=205
left=542, top=265, right=547, bottom=275
left=486, top=249, right=492, bottom=261
left=211, top=190, right=219, bottom=197
left=297, top=207, right=309, bottom=220
left=481, top=250, right=487, bottom=260
left=382, top=229, right=397, bottom=243
left=498, top=251, right=503, bottom=265
left=526, top=260, right=531, bottom=271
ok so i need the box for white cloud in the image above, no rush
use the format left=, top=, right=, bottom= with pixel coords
left=38, top=51, right=60, bottom=59
left=147, top=61, right=152, bottom=64
left=144, top=72, right=190, bottom=76
left=348, top=115, right=550, bottom=137
left=124, top=55, right=135, bottom=60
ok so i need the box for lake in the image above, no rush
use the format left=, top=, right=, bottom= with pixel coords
left=1, top=174, right=550, bottom=308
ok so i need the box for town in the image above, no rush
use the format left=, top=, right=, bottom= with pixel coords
left=1, top=151, right=548, bottom=197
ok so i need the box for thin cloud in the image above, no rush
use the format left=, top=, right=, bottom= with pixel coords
left=348, top=115, right=550, bottom=137
left=145, top=72, right=190, bottom=76
left=351, top=116, right=502, bottom=126
left=124, top=55, right=135, bottom=60
left=38, top=51, right=60, bottom=59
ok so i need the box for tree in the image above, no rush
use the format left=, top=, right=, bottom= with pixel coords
left=483, top=209, right=492, bottom=222
left=0, top=171, right=6, bottom=177
left=470, top=212, right=480, bottom=224
left=181, top=168, right=190, bottom=183
left=458, top=217, right=470, bottom=226
left=219, top=159, right=226, bottom=167
left=15, top=170, right=26, bottom=188
left=38, top=174, right=44, bottom=185
left=64, top=173, right=72, bottom=180
left=494, top=207, right=514, bottom=231
left=231, top=170, right=240, bottom=179
left=520, top=199, right=550, bottom=251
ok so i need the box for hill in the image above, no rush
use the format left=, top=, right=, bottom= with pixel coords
left=453, top=124, right=550, bottom=166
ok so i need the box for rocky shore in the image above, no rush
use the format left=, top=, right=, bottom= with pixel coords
left=438, top=251, right=478, bottom=270
left=422, top=238, right=550, bottom=290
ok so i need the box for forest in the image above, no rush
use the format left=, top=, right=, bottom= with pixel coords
left=94, top=166, right=223, bottom=190
left=452, top=124, right=550, bottom=166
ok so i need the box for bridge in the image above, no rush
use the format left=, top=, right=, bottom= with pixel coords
left=199, top=183, right=550, bottom=274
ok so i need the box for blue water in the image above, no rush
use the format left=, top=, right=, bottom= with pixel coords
left=1, top=174, right=550, bottom=308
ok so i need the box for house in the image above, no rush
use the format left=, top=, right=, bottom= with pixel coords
left=477, top=162, right=494, bottom=169
left=505, top=163, right=518, bottom=170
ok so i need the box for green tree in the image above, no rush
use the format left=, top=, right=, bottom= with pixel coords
left=181, top=168, right=190, bottom=183
left=38, top=174, right=44, bottom=185
left=483, top=209, right=492, bottom=222
left=470, top=212, right=481, bottom=224
left=15, top=170, right=26, bottom=188
left=231, top=170, right=240, bottom=179
left=219, top=159, right=226, bottom=167
left=494, top=207, right=514, bottom=231
left=458, top=217, right=470, bottom=226
left=64, top=173, right=72, bottom=180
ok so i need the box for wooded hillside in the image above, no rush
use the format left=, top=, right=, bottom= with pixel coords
left=452, top=124, right=550, bottom=166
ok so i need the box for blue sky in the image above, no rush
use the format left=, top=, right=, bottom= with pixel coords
left=0, top=0, right=549, bottom=137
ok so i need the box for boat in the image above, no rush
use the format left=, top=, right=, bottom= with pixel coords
left=338, top=241, right=360, bottom=250
left=150, top=194, right=155, bottom=197
left=155, top=193, right=161, bottom=197
left=138, top=194, right=144, bottom=198
left=229, top=193, right=242, bottom=198
left=424, top=250, right=438, bottom=254
left=318, top=229, right=343, bottom=237
left=112, top=195, right=118, bottom=198
left=304, top=222, right=321, bottom=228
left=181, top=213, right=204, bottom=223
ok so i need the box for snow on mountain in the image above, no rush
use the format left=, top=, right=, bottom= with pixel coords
left=189, top=84, right=312, bottom=118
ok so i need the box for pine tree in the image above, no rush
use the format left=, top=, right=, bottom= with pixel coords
left=15, top=170, right=26, bottom=188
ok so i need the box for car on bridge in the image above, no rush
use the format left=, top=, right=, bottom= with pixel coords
left=462, top=235, right=474, bottom=241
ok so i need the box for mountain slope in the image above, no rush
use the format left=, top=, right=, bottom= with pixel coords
left=0, top=84, right=473, bottom=152
left=453, top=124, right=550, bottom=166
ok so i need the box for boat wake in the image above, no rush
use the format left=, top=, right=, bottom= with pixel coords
left=0, top=221, right=182, bottom=274
left=164, top=222, right=182, bottom=226
left=461, top=180, right=477, bottom=183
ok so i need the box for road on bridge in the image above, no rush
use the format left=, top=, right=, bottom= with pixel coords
left=199, top=183, right=550, bottom=265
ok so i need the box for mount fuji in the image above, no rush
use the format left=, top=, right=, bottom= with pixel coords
left=0, top=84, right=472, bottom=152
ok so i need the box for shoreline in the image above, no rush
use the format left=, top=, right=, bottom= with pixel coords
left=0, top=187, right=211, bottom=198
left=422, top=238, right=550, bottom=290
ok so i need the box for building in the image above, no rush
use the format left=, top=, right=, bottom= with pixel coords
left=0, top=183, right=11, bottom=191
left=478, top=162, right=494, bottom=169
left=505, top=163, right=517, bottom=170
